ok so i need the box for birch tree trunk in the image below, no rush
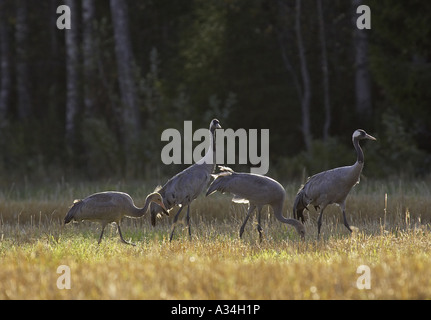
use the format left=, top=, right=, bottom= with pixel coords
left=295, top=0, right=312, bottom=151
left=317, top=0, right=331, bottom=141
left=82, top=0, right=96, bottom=117
left=276, top=0, right=312, bottom=152
left=352, top=0, right=372, bottom=120
left=64, top=0, right=80, bottom=146
left=110, top=0, right=140, bottom=138
left=15, top=0, right=32, bottom=120
left=110, top=0, right=141, bottom=174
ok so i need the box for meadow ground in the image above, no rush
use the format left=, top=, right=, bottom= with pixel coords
left=0, top=178, right=431, bottom=299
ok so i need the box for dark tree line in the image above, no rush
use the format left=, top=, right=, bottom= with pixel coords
left=0, top=0, right=430, bottom=181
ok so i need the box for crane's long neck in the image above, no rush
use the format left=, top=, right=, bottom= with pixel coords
left=353, top=137, right=364, bottom=164
left=129, top=199, right=152, bottom=218
left=272, top=201, right=304, bottom=229
left=196, top=126, right=217, bottom=168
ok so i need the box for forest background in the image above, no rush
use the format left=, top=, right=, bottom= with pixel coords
left=0, top=0, right=430, bottom=183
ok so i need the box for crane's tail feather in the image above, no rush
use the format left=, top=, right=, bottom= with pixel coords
left=206, top=180, right=220, bottom=197
left=153, top=185, right=163, bottom=193
left=64, top=199, right=83, bottom=224
left=218, top=165, right=234, bottom=173
left=206, top=169, right=233, bottom=197
left=293, top=190, right=308, bottom=223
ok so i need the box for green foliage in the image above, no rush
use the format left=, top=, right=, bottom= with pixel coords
left=370, top=0, right=431, bottom=151
left=275, top=111, right=429, bottom=180
left=0, top=119, right=63, bottom=180
left=274, top=136, right=352, bottom=180
left=0, top=1, right=429, bottom=180
left=81, top=118, right=122, bottom=178
left=365, top=112, right=427, bottom=178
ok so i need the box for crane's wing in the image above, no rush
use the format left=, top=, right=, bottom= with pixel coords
left=64, top=192, right=131, bottom=223
left=206, top=171, right=282, bottom=205
left=164, top=164, right=211, bottom=206
left=84, top=192, right=133, bottom=208
left=300, top=165, right=360, bottom=206
left=150, top=162, right=213, bottom=226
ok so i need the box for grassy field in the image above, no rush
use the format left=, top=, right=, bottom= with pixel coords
left=0, top=178, right=431, bottom=299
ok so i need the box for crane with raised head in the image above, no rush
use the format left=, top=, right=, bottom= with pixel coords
left=150, top=119, right=221, bottom=241
left=293, top=129, right=376, bottom=238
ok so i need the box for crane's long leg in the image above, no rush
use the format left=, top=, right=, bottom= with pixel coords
left=117, top=223, right=136, bottom=246
left=256, top=206, right=263, bottom=242
left=317, top=206, right=327, bottom=239
left=185, top=205, right=191, bottom=240
left=239, top=204, right=256, bottom=238
left=170, top=206, right=184, bottom=242
left=98, top=224, right=107, bottom=245
left=340, top=202, right=352, bottom=233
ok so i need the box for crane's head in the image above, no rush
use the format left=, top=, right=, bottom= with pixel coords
left=210, top=119, right=222, bottom=132
left=146, top=192, right=168, bottom=213
left=352, top=129, right=376, bottom=142
left=292, top=220, right=306, bottom=240
left=149, top=200, right=169, bottom=227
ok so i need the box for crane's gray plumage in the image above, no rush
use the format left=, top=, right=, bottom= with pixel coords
left=150, top=119, right=221, bottom=241
left=64, top=191, right=166, bottom=245
left=206, top=166, right=305, bottom=240
left=293, top=129, right=376, bottom=237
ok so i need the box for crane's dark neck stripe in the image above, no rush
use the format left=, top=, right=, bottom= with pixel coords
left=353, top=137, right=364, bottom=163
left=210, top=127, right=217, bottom=153
left=211, top=128, right=217, bottom=167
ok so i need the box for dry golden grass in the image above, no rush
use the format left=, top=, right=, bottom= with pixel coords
left=0, top=179, right=431, bottom=299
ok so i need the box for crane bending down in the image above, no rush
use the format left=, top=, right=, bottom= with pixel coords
left=206, top=166, right=305, bottom=241
left=64, top=191, right=167, bottom=245
left=293, top=129, right=376, bottom=238
left=150, top=119, right=221, bottom=241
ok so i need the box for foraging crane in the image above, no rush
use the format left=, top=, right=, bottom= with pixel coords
left=293, top=129, right=376, bottom=238
left=64, top=191, right=167, bottom=245
left=206, top=166, right=305, bottom=241
left=150, top=119, right=221, bottom=241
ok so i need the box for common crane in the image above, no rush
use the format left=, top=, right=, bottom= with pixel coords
left=206, top=166, right=305, bottom=241
left=64, top=191, right=167, bottom=245
left=150, top=119, right=221, bottom=241
left=293, top=129, right=376, bottom=238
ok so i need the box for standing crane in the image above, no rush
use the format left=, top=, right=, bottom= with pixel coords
left=64, top=191, right=167, bottom=245
left=293, top=129, right=376, bottom=238
left=150, top=119, right=221, bottom=241
left=206, top=166, right=305, bottom=241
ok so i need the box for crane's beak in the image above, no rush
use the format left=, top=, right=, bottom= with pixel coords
left=365, top=133, right=377, bottom=141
